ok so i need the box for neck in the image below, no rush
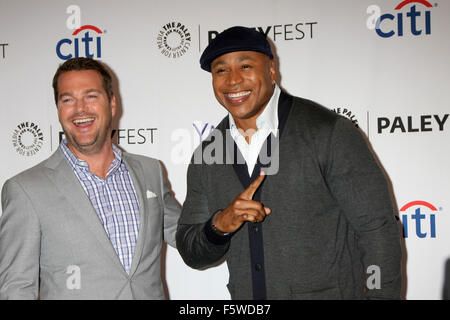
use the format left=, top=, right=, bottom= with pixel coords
left=68, top=140, right=115, bottom=179
left=233, top=118, right=258, bottom=144
left=232, top=84, right=277, bottom=143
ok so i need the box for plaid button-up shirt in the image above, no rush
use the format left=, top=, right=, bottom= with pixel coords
left=60, top=141, right=140, bottom=274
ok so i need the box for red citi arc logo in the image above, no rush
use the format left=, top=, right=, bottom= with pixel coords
left=56, top=25, right=103, bottom=60
left=395, top=0, right=432, bottom=8
left=400, top=201, right=440, bottom=238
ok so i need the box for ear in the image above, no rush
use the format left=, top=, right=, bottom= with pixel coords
left=110, top=95, right=117, bottom=118
left=269, top=59, right=276, bottom=84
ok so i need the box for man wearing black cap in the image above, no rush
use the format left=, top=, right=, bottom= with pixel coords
left=176, top=26, right=402, bottom=300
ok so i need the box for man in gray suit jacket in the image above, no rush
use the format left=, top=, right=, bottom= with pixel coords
left=0, top=57, right=181, bottom=299
left=176, top=26, right=402, bottom=299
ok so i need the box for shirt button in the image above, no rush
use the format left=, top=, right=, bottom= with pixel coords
left=255, top=264, right=262, bottom=271
left=252, top=225, right=259, bottom=232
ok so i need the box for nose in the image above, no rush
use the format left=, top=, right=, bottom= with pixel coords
left=227, top=68, right=243, bottom=86
left=75, top=97, right=88, bottom=113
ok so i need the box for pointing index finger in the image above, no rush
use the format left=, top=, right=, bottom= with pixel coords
left=240, top=171, right=266, bottom=200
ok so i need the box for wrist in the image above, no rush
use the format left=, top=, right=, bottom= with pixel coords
left=211, top=210, right=231, bottom=236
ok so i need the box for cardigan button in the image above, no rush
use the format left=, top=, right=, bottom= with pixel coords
left=255, top=264, right=262, bottom=271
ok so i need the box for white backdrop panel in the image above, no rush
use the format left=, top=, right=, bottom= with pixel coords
left=1, top=0, right=449, bottom=299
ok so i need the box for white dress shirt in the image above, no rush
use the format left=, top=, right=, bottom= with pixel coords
left=228, top=85, right=280, bottom=176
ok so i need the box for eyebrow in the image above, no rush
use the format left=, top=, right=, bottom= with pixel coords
left=211, top=60, right=227, bottom=69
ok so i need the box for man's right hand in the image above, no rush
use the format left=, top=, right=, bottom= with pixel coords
left=214, top=172, right=271, bottom=234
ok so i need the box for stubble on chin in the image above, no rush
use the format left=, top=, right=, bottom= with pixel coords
left=64, top=131, right=101, bottom=156
left=62, top=117, right=113, bottom=156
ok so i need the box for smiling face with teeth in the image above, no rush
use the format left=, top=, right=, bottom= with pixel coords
left=211, top=50, right=276, bottom=132
left=56, top=69, right=116, bottom=157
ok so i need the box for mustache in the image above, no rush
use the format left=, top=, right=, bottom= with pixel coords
left=70, top=112, right=96, bottom=119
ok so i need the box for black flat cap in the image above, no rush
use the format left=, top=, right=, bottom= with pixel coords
left=200, top=26, right=273, bottom=72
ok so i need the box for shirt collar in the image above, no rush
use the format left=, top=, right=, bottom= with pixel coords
left=229, top=84, right=280, bottom=139
left=59, top=140, right=124, bottom=176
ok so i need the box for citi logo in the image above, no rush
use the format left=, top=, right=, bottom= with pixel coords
left=367, top=0, right=435, bottom=38
left=400, top=200, right=441, bottom=238
left=56, top=25, right=104, bottom=60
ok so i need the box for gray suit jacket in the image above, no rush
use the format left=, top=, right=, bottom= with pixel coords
left=177, top=92, right=402, bottom=299
left=0, top=148, right=181, bottom=299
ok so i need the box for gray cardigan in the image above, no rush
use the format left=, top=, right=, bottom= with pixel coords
left=176, top=91, right=402, bottom=299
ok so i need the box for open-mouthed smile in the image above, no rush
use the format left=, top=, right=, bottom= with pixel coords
left=72, top=117, right=95, bottom=127
left=225, top=91, right=251, bottom=104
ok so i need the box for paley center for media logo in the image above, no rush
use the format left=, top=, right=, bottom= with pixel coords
left=367, top=0, right=436, bottom=38
left=56, top=5, right=105, bottom=60
left=12, top=122, right=44, bottom=156
left=157, top=22, right=191, bottom=59
left=332, top=107, right=359, bottom=128
left=400, top=200, right=442, bottom=238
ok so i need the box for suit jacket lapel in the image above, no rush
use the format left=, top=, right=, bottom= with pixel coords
left=43, top=150, right=127, bottom=275
left=122, top=154, right=148, bottom=277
